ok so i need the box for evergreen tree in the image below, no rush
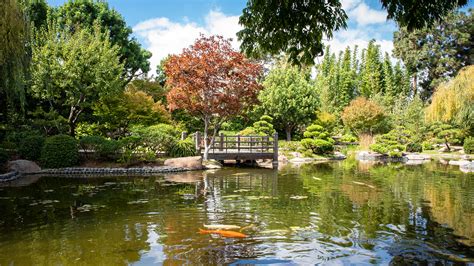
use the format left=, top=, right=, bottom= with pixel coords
left=359, top=40, right=383, bottom=97
left=382, top=52, right=395, bottom=99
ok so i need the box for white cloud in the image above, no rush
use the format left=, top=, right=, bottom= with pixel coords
left=133, top=10, right=241, bottom=74
left=349, top=2, right=387, bottom=25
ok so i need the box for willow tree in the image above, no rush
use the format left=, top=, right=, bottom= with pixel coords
left=0, top=0, right=29, bottom=124
left=165, top=35, right=263, bottom=160
left=426, top=65, right=474, bottom=134
left=30, top=24, right=124, bottom=137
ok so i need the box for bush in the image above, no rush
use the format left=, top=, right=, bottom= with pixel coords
left=97, top=139, right=121, bottom=161
left=41, top=135, right=79, bottom=168
left=300, top=123, right=334, bottom=155
left=422, top=141, right=434, bottom=151
left=169, top=139, right=196, bottom=157
left=340, top=134, right=358, bottom=143
left=406, top=142, right=422, bottom=153
left=18, top=135, right=45, bottom=161
left=301, top=138, right=334, bottom=154
left=369, top=127, right=413, bottom=157
left=464, top=137, right=474, bottom=154
left=79, top=136, right=108, bottom=160
left=341, top=97, right=387, bottom=135
left=131, top=124, right=180, bottom=153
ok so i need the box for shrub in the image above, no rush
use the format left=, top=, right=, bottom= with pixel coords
left=300, top=123, right=334, bottom=155
left=97, top=139, right=121, bottom=161
left=18, top=135, right=45, bottom=161
left=341, top=97, right=387, bottom=135
left=464, top=137, right=474, bottom=154
left=240, top=115, right=276, bottom=136
left=314, top=111, right=337, bottom=134
left=79, top=136, right=108, bottom=160
left=427, top=122, right=463, bottom=151
left=131, top=124, right=180, bottom=153
left=239, top=127, right=258, bottom=136
left=169, top=139, right=196, bottom=157
left=41, top=135, right=79, bottom=168
left=422, top=141, right=434, bottom=151
left=369, top=127, right=413, bottom=157
left=406, top=142, right=422, bottom=153
left=340, top=134, right=358, bottom=143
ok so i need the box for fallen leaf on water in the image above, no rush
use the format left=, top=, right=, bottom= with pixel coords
left=312, top=177, right=322, bottom=181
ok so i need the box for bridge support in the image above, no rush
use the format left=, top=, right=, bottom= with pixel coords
left=272, top=132, right=278, bottom=169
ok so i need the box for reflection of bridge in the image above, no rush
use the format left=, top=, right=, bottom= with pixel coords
left=192, top=132, right=279, bottom=169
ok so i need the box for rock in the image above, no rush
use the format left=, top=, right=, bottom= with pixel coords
left=8, top=160, right=41, bottom=174
left=289, top=157, right=314, bottom=164
left=356, top=151, right=384, bottom=161
left=278, top=154, right=288, bottom=162
left=290, top=152, right=302, bottom=158
left=333, top=152, right=346, bottom=160
left=460, top=161, right=474, bottom=173
left=202, top=160, right=222, bottom=169
left=460, top=155, right=471, bottom=160
left=164, top=156, right=203, bottom=170
left=405, top=154, right=431, bottom=161
left=438, top=147, right=448, bottom=152
left=164, top=172, right=203, bottom=183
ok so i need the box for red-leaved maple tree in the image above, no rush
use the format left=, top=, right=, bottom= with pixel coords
left=165, top=35, right=263, bottom=159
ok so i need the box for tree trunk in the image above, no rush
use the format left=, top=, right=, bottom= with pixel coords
left=412, top=73, right=417, bottom=96
left=69, top=122, right=76, bottom=138
left=445, top=137, right=451, bottom=152
left=286, top=126, right=292, bottom=141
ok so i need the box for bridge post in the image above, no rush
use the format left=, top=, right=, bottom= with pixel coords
left=237, top=134, right=241, bottom=153
left=272, top=132, right=279, bottom=169
left=219, top=133, right=224, bottom=151
left=181, top=131, right=187, bottom=140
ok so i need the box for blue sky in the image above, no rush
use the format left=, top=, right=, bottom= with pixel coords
left=48, top=0, right=473, bottom=71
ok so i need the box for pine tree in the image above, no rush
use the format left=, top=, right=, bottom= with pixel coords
left=359, top=40, right=383, bottom=97
left=382, top=52, right=395, bottom=98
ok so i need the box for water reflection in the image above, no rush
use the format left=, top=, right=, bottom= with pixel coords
left=0, top=161, right=472, bottom=264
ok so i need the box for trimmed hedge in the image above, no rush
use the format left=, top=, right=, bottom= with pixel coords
left=41, top=135, right=79, bottom=168
left=406, top=142, right=422, bottom=153
left=19, top=135, right=45, bottom=161
left=464, top=137, right=474, bottom=154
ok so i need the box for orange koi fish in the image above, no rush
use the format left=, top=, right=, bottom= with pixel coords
left=199, top=228, right=248, bottom=238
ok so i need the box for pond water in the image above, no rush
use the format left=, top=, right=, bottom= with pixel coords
left=0, top=160, right=473, bottom=265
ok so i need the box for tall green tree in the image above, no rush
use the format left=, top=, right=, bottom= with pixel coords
left=359, top=40, right=383, bottom=97
left=0, top=0, right=29, bottom=125
left=238, top=0, right=467, bottom=65
left=30, top=23, right=124, bottom=137
left=54, top=0, right=151, bottom=84
left=393, top=9, right=473, bottom=99
left=259, top=63, right=318, bottom=141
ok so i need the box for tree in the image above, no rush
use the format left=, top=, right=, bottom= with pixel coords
left=428, top=122, right=463, bottom=151
left=393, top=9, right=473, bottom=99
left=93, top=86, right=170, bottom=137
left=300, top=124, right=335, bottom=155
left=259, top=63, right=318, bottom=141
left=165, top=35, right=263, bottom=160
left=54, top=0, right=151, bottom=83
left=30, top=23, right=124, bottom=137
left=359, top=40, right=383, bottom=97
left=238, top=0, right=467, bottom=65
left=425, top=65, right=474, bottom=134
left=341, top=97, right=387, bottom=136
left=0, top=0, right=29, bottom=125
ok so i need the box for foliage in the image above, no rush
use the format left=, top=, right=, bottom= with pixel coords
left=314, top=111, right=337, bottom=134
left=240, top=115, right=275, bottom=136
left=340, top=134, right=358, bottom=143
left=300, top=124, right=335, bottom=155
left=30, top=23, right=124, bottom=137
left=40, top=135, right=79, bottom=168
left=422, top=141, right=434, bottom=151
left=131, top=124, right=181, bottom=154
left=393, top=10, right=473, bottom=99
left=165, top=35, right=262, bottom=160
left=464, top=137, right=474, bottom=154
left=341, top=97, right=387, bottom=136
left=237, top=0, right=466, bottom=65
left=259, top=62, right=318, bottom=141
left=19, top=135, right=45, bottom=161
left=97, top=139, right=121, bottom=161
left=425, top=66, right=474, bottom=134
left=79, top=136, right=107, bottom=160
left=427, top=122, right=463, bottom=151
left=0, top=0, right=29, bottom=124
left=391, top=96, right=425, bottom=134
left=94, top=86, right=170, bottom=136
left=370, top=127, right=413, bottom=157
left=54, top=0, right=151, bottom=82
left=168, top=139, right=196, bottom=158
left=406, top=142, right=423, bottom=153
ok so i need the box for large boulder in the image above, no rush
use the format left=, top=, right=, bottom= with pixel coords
left=164, top=156, right=203, bottom=170
left=8, top=160, right=41, bottom=174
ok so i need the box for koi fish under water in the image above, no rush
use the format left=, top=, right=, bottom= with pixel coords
left=199, top=228, right=248, bottom=238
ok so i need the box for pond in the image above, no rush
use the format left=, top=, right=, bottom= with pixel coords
left=0, top=160, right=473, bottom=265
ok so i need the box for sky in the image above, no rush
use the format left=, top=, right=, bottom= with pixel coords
left=47, top=0, right=473, bottom=73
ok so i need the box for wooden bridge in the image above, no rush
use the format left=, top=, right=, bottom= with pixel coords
left=191, top=132, right=279, bottom=169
